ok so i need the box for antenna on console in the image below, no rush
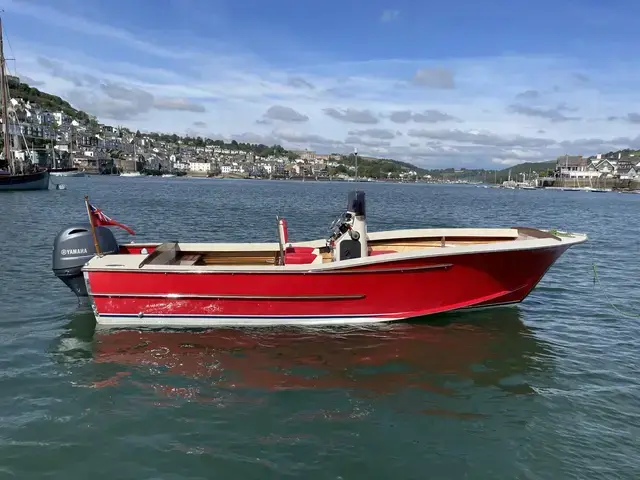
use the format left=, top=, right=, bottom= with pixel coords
left=354, top=147, right=358, bottom=182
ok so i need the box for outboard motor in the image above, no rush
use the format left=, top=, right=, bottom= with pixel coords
left=52, top=223, right=119, bottom=297
left=330, top=190, right=368, bottom=261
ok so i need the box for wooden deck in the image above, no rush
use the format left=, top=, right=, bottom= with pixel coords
left=136, top=228, right=535, bottom=268
left=84, top=227, right=583, bottom=272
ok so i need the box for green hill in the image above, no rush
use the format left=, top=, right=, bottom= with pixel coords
left=333, top=153, right=425, bottom=178
left=494, top=160, right=556, bottom=182
left=599, top=148, right=640, bottom=159
left=9, top=81, right=91, bottom=123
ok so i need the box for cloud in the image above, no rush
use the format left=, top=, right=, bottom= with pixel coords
left=273, top=129, right=342, bottom=148
left=287, top=77, right=315, bottom=89
left=491, top=158, right=523, bottom=166
left=573, top=73, right=590, bottom=83
left=347, top=128, right=396, bottom=139
left=263, top=105, right=309, bottom=123
left=345, top=136, right=391, bottom=148
left=5, top=1, right=193, bottom=60
left=507, top=104, right=580, bottom=123
left=380, top=10, right=400, bottom=23
left=515, top=90, right=540, bottom=100
left=388, top=110, right=459, bottom=124
left=64, top=80, right=206, bottom=120
left=10, top=1, right=640, bottom=168
left=101, top=81, right=154, bottom=107
left=411, top=67, right=455, bottom=89
left=36, top=57, right=97, bottom=87
left=621, top=113, right=640, bottom=124
left=323, top=108, right=379, bottom=124
left=230, top=131, right=280, bottom=145
left=407, top=129, right=556, bottom=149
left=67, top=89, right=141, bottom=120
left=17, top=73, right=44, bottom=86
left=154, top=98, right=206, bottom=113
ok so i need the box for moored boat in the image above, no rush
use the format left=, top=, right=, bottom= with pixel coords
left=0, top=167, right=50, bottom=190
left=0, top=17, right=50, bottom=192
left=51, top=191, right=587, bottom=327
left=50, top=167, right=85, bottom=177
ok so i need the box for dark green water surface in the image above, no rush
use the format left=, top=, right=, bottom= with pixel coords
left=0, top=177, right=638, bottom=479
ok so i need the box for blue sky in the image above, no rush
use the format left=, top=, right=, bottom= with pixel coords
left=4, top=0, right=640, bottom=167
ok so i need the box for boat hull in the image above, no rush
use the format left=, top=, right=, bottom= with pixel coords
left=0, top=170, right=50, bottom=191
left=50, top=169, right=85, bottom=177
left=84, top=243, right=572, bottom=327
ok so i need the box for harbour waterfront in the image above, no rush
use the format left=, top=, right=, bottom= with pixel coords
left=0, top=177, right=638, bottom=479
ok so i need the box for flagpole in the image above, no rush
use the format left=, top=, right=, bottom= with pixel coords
left=84, top=195, right=102, bottom=256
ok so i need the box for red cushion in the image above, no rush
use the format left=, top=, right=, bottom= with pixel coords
left=285, top=245, right=315, bottom=254
left=369, top=249, right=397, bottom=256
left=284, top=252, right=318, bottom=264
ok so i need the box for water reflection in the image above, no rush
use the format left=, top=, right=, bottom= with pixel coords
left=53, top=307, right=555, bottom=397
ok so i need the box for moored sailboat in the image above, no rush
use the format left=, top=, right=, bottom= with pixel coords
left=0, top=16, right=49, bottom=191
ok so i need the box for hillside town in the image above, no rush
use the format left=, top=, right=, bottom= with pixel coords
left=555, top=152, right=640, bottom=181
left=500, top=152, right=640, bottom=189
left=5, top=78, right=640, bottom=187
left=4, top=78, right=422, bottom=181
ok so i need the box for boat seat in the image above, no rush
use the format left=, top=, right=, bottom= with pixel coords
left=277, top=217, right=315, bottom=254
left=285, top=245, right=315, bottom=254
left=283, top=252, right=318, bottom=264
left=277, top=216, right=318, bottom=265
left=176, top=253, right=201, bottom=266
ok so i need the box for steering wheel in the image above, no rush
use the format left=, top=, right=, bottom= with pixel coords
left=328, top=212, right=346, bottom=234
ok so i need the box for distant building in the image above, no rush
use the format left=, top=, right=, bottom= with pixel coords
left=189, top=161, right=211, bottom=174
left=53, top=112, right=70, bottom=126
left=293, top=149, right=316, bottom=162
left=556, top=155, right=593, bottom=178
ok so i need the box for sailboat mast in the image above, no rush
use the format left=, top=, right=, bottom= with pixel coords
left=0, top=16, right=11, bottom=170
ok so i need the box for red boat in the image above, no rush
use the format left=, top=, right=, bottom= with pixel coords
left=52, top=191, right=586, bottom=327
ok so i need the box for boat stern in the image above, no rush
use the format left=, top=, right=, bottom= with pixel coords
left=82, top=269, right=101, bottom=320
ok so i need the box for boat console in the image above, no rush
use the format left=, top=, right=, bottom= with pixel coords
left=275, top=190, right=370, bottom=265
left=327, top=190, right=369, bottom=261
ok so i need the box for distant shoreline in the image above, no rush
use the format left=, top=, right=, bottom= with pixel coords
left=134, top=173, right=480, bottom=185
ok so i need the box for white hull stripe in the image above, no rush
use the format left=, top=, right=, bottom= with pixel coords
left=98, top=312, right=394, bottom=319
left=96, top=314, right=401, bottom=327
left=94, top=301, right=520, bottom=327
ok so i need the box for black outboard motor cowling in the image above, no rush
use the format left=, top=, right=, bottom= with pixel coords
left=52, top=223, right=119, bottom=297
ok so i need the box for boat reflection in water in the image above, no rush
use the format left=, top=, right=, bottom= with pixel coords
left=84, top=307, right=553, bottom=402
